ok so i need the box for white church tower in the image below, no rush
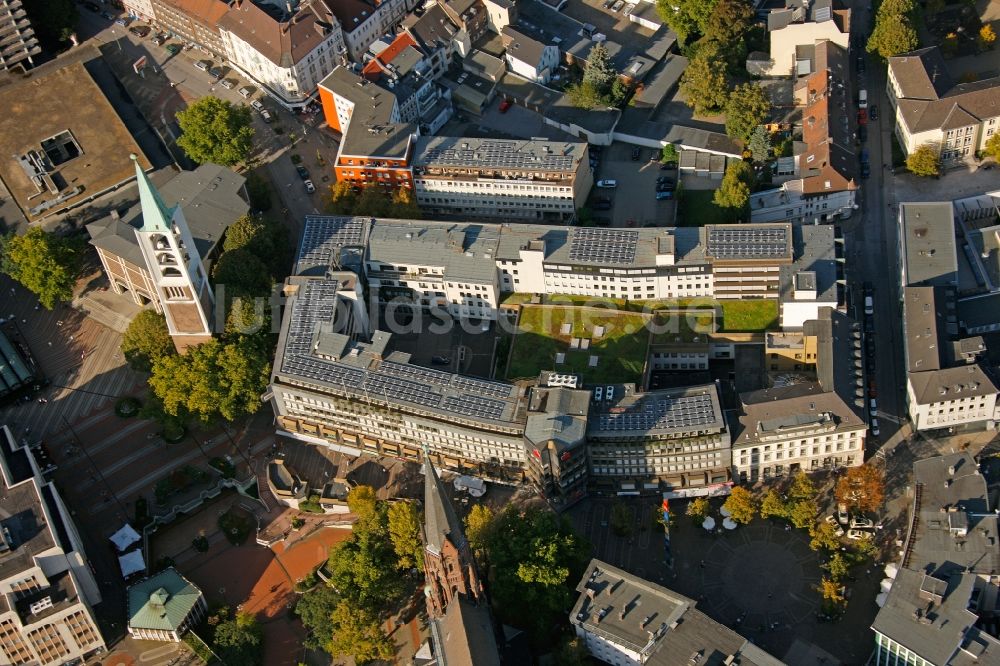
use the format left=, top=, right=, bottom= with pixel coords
left=131, top=154, right=214, bottom=352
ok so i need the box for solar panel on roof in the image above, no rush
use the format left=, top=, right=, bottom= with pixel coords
left=707, top=226, right=788, bottom=259
left=568, top=228, right=639, bottom=265
left=297, top=216, right=368, bottom=270
left=442, top=394, right=507, bottom=420
left=596, top=393, right=716, bottom=431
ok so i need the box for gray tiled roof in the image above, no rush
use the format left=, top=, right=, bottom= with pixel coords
left=907, top=363, right=998, bottom=405
left=413, top=135, right=587, bottom=172
left=318, top=67, right=417, bottom=159
left=367, top=220, right=501, bottom=283
left=733, top=383, right=865, bottom=448
left=423, top=456, right=466, bottom=555
left=436, top=596, right=501, bottom=666
left=889, top=47, right=954, bottom=100
left=501, top=25, right=549, bottom=68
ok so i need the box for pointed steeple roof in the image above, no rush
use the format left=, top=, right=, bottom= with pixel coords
left=131, top=153, right=174, bottom=232
left=423, top=452, right=467, bottom=555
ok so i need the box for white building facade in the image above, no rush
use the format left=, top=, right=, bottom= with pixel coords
left=122, top=0, right=157, bottom=21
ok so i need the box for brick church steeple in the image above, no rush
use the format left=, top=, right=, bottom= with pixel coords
left=421, top=454, right=483, bottom=618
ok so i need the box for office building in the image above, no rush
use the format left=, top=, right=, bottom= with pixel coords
left=887, top=46, right=1000, bottom=164
left=523, top=382, right=591, bottom=499
left=127, top=569, right=207, bottom=642
left=218, top=0, right=346, bottom=109
left=87, top=163, right=249, bottom=315
left=902, top=286, right=998, bottom=432
left=570, top=559, right=785, bottom=666
left=872, top=452, right=1000, bottom=665
left=0, top=0, right=39, bottom=71
left=731, top=383, right=866, bottom=482
left=757, top=0, right=850, bottom=77
left=0, top=426, right=106, bottom=665
left=411, top=136, right=592, bottom=221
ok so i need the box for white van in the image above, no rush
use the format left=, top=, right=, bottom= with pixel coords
left=858, top=89, right=868, bottom=109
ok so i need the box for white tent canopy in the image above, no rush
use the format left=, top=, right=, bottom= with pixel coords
left=702, top=516, right=716, bottom=530
left=118, top=550, right=145, bottom=578
left=109, top=523, right=141, bottom=552
left=453, top=475, right=486, bottom=498
left=720, top=506, right=732, bottom=518
left=723, top=517, right=737, bottom=530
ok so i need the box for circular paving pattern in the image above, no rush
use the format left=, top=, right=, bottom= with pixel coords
left=102, top=654, right=136, bottom=666
left=696, top=522, right=822, bottom=634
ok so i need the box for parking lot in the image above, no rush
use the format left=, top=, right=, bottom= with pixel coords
left=590, top=142, right=677, bottom=228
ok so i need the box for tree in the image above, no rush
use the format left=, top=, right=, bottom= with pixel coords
left=390, top=187, right=422, bottom=219
left=121, top=311, right=175, bottom=372
left=387, top=500, right=424, bottom=570
left=748, top=125, right=771, bottom=163
left=759, top=488, right=788, bottom=520
left=726, top=83, right=771, bottom=141
left=611, top=501, right=633, bottom=536
left=295, top=584, right=339, bottom=651
left=655, top=0, right=719, bottom=43
left=722, top=486, right=757, bottom=524
left=482, top=506, right=590, bottom=642
left=713, top=160, right=753, bottom=213
left=224, top=215, right=269, bottom=255
left=22, top=0, right=78, bottom=49
left=661, top=143, right=679, bottom=163
left=554, top=636, right=590, bottom=666
left=213, top=248, right=272, bottom=298
left=148, top=336, right=271, bottom=422
left=583, top=42, right=617, bottom=96
left=809, top=520, right=841, bottom=552
left=985, top=133, right=1000, bottom=162
left=347, top=485, right=379, bottom=527
left=327, top=180, right=358, bottom=215
left=680, top=43, right=729, bottom=115
left=705, top=0, right=754, bottom=64
left=213, top=611, right=263, bottom=666
left=176, top=97, right=255, bottom=167
left=788, top=499, right=818, bottom=529
left=867, top=0, right=919, bottom=60
left=0, top=228, right=81, bottom=309
left=686, top=497, right=710, bottom=524
left=980, top=24, right=998, bottom=51
left=826, top=552, right=849, bottom=580
left=788, top=470, right=817, bottom=502
left=906, top=144, right=940, bottom=177
left=835, top=464, right=885, bottom=514
left=327, top=600, right=394, bottom=663
left=245, top=172, right=273, bottom=211
left=327, top=527, right=405, bottom=613
left=566, top=81, right=604, bottom=110
left=609, top=78, right=631, bottom=107
left=465, top=504, right=494, bottom=557
left=818, top=577, right=845, bottom=608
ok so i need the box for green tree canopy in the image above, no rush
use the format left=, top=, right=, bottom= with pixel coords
left=327, top=183, right=423, bottom=218
left=866, top=0, right=919, bottom=59
left=464, top=504, right=495, bottom=557
left=655, top=0, right=719, bottom=43
left=387, top=500, right=424, bottom=570
left=213, top=247, right=273, bottom=298
left=347, top=485, right=379, bottom=527
left=906, top=144, right=941, bottom=177
left=566, top=80, right=604, bottom=110
left=212, top=611, right=263, bottom=666
left=583, top=42, right=617, bottom=95
left=176, top=97, right=255, bottom=167
left=713, top=160, right=754, bottom=213
left=0, top=228, right=82, bottom=309
left=681, top=42, right=730, bottom=115
left=759, top=488, right=788, bottom=520
left=295, top=584, right=339, bottom=651
left=788, top=470, right=817, bottom=501
left=482, top=506, right=589, bottom=642
left=826, top=552, right=850, bottom=580
left=705, top=0, right=754, bottom=64
left=121, top=311, right=175, bottom=372
left=723, top=486, right=757, bottom=524
left=686, top=497, right=710, bottom=524
left=148, top=335, right=271, bottom=422
left=661, top=143, right=679, bottom=163
left=788, top=499, right=818, bottom=529
left=327, top=600, right=394, bottom=663
left=984, top=133, right=1000, bottom=162
left=725, top=83, right=772, bottom=141
left=809, top=520, right=841, bottom=552
left=748, top=125, right=772, bottom=162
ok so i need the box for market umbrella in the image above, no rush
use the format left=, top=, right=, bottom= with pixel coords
left=723, top=517, right=738, bottom=530
left=720, top=505, right=731, bottom=517
left=702, top=516, right=716, bottom=530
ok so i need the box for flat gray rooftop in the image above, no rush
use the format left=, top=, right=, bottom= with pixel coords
left=413, top=135, right=586, bottom=172
left=899, top=202, right=959, bottom=288
left=588, top=383, right=725, bottom=437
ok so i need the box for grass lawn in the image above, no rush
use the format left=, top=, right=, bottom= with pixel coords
left=677, top=189, right=732, bottom=227
left=718, top=300, right=778, bottom=331
left=507, top=306, right=650, bottom=384
left=650, top=309, right=716, bottom=344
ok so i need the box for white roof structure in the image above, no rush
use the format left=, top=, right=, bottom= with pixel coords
left=110, top=523, right=141, bottom=552
left=453, top=475, right=486, bottom=497
left=119, top=550, right=146, bottom=578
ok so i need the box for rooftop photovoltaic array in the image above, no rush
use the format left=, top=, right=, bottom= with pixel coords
left=569, top=228, right=639, bottom=265
left=279, top=281, right=518, bottom=422
left=297, top=216, right=369, bottom=271
left=706, top=226, right=789, bottom=259
left=595, top=392, right=717, bottom=432
left=417, top=138, right=580, bottom=172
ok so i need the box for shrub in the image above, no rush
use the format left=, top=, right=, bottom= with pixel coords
left=115, top=397, right=140, bottom=417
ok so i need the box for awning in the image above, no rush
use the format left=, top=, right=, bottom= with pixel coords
left=118, top=550, right=146, bottom=578
left=109, top=523, right=141, bottom=552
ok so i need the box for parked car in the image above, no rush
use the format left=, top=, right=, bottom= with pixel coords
left=239, top=86, right=256, bottom=99
left=303, top=179, right=316, bottom=193
left=656, top=183, right=674, bottom=192
left=296, top=165, right=310, bottom=180
left=857, top=125, right=867, bottom=143
left=596, top=179, right=618, bottom=188
left=194, top=60, right=211, bottom=72
left=250, top=99, right=265, bottom=112
left=83, top=2, right=101, bottom=12
left=165, top=43, right=181, bottom=55
left=208, top=67, right=223, bottom=81
left=870, top=105, right=879, bottom=121
left=431, top=356, right=451, bottom=366
left=656, top=191, right=673, bottom=200
left=869, top=398, right=878, bottom=416
left=631, top=147, right=641, bottom=161
left=860, top=161, right=871, bottom=178
left=824, top=515, right=845, bottom=536
left=498, top=98, right=512, bottom=113
left=857, top=108, right=868, bottom=125
left=220, top=78, right=236, bottom=89
left=129, top=25, right=150, bottom=38
left=152, top=35, right=166, bottom=46
left=850, top=516, right=874, bottom=529
left=856, top=56, right=866, bottom=73
left=593, top=201, right=612, bottom=211
left=871, top=418, right=880, bottom=437
left=115, top=16, right=132, bottom=26
left=260, top=109, right=273, bottom=123
left=847, top=529, right=871, bottom=540
left=657, top=176, right=675, bottom=185
left=660, top=161, right=677, bottom=170
left=100, top=11, right=114, bottom=20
